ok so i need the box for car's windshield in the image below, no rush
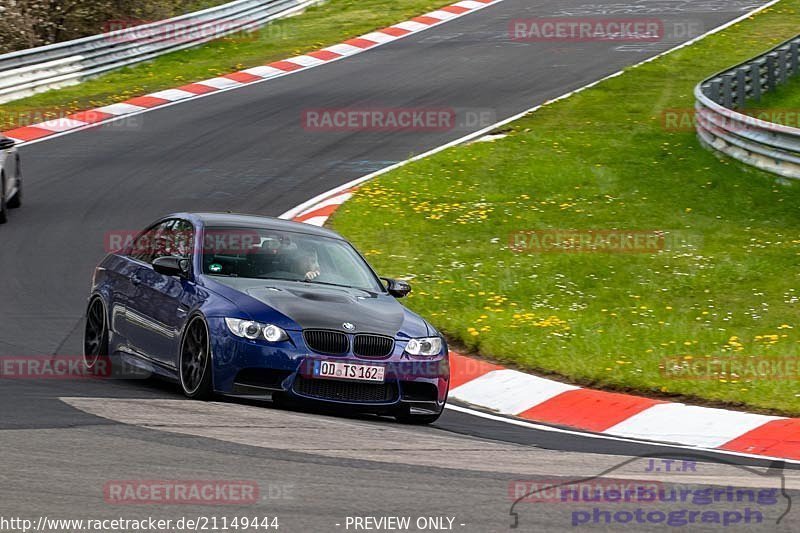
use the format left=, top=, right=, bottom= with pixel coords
left=201, top=226, right=384, bottom=292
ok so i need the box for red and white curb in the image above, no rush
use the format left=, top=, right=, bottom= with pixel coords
left=286, top=189, right=800, bottom=463
left=1, top=0, right=501, bottom=145
left=446, top=353, right=800, bottom=460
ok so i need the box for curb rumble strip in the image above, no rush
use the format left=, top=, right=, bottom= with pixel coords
left=1, top=0, right=501, bottom=144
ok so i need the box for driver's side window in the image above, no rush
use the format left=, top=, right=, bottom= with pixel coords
left=129, top=220, right=175, bottom=264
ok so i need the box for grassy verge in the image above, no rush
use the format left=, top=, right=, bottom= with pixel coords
left=332, top=0, right=800, bottom=415
left=0, top=0, right=451, bottom=130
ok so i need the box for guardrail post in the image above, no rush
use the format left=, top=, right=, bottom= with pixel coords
left=736, top=68, right=747, bottom=108
left=766, top=53, right=777, bottom=91
left=709, top=79, right=722, bottom=104
left=777, top=48, right=788, bottom=83
left=750, top=63, right=762, bottom=102
left=721, top=74, right=734, bottom=109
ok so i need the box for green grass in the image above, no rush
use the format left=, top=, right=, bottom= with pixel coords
left=0, top=0, right=451, bottom=130
left=332, top=0, right=800, bottom=415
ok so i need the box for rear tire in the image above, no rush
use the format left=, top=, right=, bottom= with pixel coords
left=83, top=297, right=110, bottom=372
left=179, top=315, right=214, bottom=400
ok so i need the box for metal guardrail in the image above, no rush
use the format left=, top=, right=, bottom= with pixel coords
left=694, top=35, right=800, bottom=179
left=0, top=0, right=321, bottom=103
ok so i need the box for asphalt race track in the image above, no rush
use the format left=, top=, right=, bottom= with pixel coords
left=2, top=0, right=798, bottom=531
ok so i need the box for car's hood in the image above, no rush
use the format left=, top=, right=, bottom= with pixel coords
left=209, top=277, right=430, bottom=338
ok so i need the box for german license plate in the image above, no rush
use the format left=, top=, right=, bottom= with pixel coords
left=313, top=360, right=385, bottom=383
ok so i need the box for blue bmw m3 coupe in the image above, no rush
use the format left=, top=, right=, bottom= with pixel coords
left=84, top=213, right=449, bottom=423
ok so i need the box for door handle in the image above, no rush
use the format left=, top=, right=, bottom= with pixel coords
left=131, top=274, right=142, bottom=285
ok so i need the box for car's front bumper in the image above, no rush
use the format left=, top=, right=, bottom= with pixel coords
left=208, top=319, right=449, bottom=412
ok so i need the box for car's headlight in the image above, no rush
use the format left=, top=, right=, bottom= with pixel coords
left=405, top=336, right=443, bottom=357
left=225, top=318, right=289, bottom=342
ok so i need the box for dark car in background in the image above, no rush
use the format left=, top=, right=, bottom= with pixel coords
left=0, top=135, right=22, bottom=224
left=84, top=213, right=450, bottom=424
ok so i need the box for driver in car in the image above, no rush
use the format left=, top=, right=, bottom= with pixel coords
left=297, top=249, right=321, bottom=280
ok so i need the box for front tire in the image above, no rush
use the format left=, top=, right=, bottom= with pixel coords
left=0, top=174, right=7, bottom=224
left=179, top=315, right=214, bottom=400
left=83, top=297, right=109, bottom=371
left=7, top=156, right=20, bottom=209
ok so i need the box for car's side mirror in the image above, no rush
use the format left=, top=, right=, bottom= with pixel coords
left=153, top=256, right=190, bottom=278
left=382, top=278, right=411, bottom=298
left=0, top=137, right=15, bottom=150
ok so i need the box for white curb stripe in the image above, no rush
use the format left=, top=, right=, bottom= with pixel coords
left=449, top=369, right=579, bottom=415
left=285, top=55, right=325, bottom=67
left=605, top=403, right=784, bottom=449
left=454, top=0, right=486, bottom=9
left=359, top=31, right=400, bottom=44
left=197, top=77, right=243, bottom=89
left=426, top=10, right=460, bottom=20
left=393, top=21, right=430, bottom=33
left=324, top=43, right=364, bottom=56
left=241, top=65, right=285, bottom=78
left=148, top=89, right=197, bottom=101
left=96, top=103, right=147, bottom=115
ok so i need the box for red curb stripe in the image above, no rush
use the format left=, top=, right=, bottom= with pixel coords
left=68, top=110, right=114, bottom=124
left=294, top=204, right=340, bottom=222
left=224, top=71, right=262, bottom=83
left=441, top=5, right=471, bottom=14
left=517, top=389, right=664, bottom=432
left=719, top=419, right=800, bottom=460
left=380, top=27, right=411, bottom=37
left=3, top=126, right=54, bottom=141
left=124, top=96, right=170, bottom=108
left=412, top=16, right=440, bottom=25
left=268, top=60, right=304, bottom=72
left=343, top=38, right=377, bottom=49
left=178, top=83, right=218, bottom=95
left=449, top=353, right=503, bottom=389
left=308, top=50, right=341, bottom=61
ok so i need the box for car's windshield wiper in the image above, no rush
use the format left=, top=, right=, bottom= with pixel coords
left=252, top=276, right=350, bottom=288
left=300, top=279, right=355, bottom=289
left=250, top=276, right=366, bottom=291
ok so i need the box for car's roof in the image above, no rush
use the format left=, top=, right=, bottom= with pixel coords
left=175, top=212, right=344, bottom=240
